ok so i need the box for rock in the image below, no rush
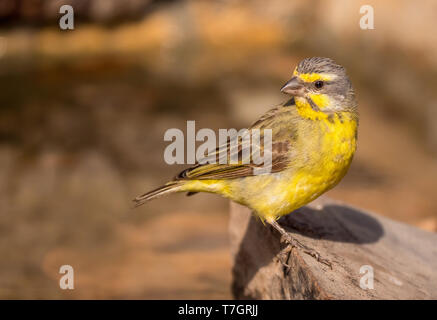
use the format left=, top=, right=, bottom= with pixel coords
left=229, top=197, right=437, bottom=299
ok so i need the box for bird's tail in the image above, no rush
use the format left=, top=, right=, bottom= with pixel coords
left=133, top=181, right=183, bottom=208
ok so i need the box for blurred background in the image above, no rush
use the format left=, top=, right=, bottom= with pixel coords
left=0, top=0, right=436, bottom=299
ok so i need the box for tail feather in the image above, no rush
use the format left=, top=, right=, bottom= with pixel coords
left=133, top=182, right=182, bottom=207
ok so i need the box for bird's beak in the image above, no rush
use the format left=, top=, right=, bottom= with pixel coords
left=280, top=76, right=304, bottom=97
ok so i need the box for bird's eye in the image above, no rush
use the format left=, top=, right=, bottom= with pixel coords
left=314, top=81, right=324, bottom=89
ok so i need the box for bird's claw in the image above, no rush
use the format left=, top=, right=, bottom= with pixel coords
left=281, top=235, right=333, bottom=269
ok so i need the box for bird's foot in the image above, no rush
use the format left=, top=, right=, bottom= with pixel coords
left=267, top=219, right=333, bottom=269
left=279, top=246, right=292, bottom=275
left=302, top=247, right=332, bottom=269
left=280, top=233, right=332, bottom=269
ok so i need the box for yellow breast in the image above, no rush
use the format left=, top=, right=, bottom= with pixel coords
left=245, top=111, right=357, bottom=221
left=284, top=113, right=357, bottom=215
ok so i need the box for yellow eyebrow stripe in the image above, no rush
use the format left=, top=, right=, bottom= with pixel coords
left=293, top=70, right=336, bottom=82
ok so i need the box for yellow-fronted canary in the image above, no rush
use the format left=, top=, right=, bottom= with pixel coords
left=134, top=57, right=358, bottom=266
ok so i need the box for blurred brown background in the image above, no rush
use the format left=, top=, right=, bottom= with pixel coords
left=0, top=0, right=436, bottom=299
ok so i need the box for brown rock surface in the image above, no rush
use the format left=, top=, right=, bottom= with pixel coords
left=230, top=198, right=437, bottom=299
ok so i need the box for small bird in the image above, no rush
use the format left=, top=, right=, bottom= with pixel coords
left=134, top=57, right=358, bottom=267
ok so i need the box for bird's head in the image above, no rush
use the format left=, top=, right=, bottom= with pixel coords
left=281, top=57, right=356, bottom=116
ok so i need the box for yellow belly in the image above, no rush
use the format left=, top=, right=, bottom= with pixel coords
left=240, top=160, right=353, bottom=222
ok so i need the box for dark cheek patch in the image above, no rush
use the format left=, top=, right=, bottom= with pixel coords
left=306, top=97, right=321, bottom=112
left=284, top=97, right=295, bottom=107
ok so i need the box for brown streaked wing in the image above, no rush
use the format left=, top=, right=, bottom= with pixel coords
left=175, top=103, right=295, bottom=181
